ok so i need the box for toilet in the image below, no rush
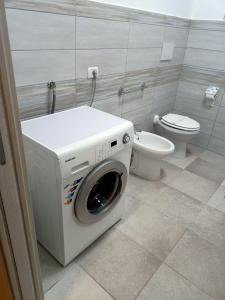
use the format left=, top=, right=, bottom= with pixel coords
left=131, top=131, right=174, bottom=181
left=154, top=114, right=200, bottom=159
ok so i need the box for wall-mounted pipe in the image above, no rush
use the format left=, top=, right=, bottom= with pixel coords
left=47, top=81, right=56, bottom=114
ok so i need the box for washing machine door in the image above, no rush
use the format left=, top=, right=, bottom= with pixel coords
left=75, top=159, right=127, bottom=224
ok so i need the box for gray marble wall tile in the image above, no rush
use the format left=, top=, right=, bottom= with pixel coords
left=164, top=27, right=189, bottom=48
left=208, top=137, right=225, bottom=156
left=126, top=48, right=161, bottom=72
left=191, top=132, right=211, bottom=148
left=155, top=65, right=181, bottom=85
left=221, top=93, right=225, bottom=107
left=180, top=66, right=225, bottom=86
left=216, top=106, right=225, bottom=124
left=190, top=20, right=225, bottom=32
left=174, top=97, right=219, bottom=121
left=17, top=80, right=76, bottom=119
left=184, top=48, right=225, bottom=71
left=211, top=122, right=225, bottom=141
left=93, top=96, right=122, bottom=117
left=165, top=15, right=190, bottom=28
left=75, top=0, right=130, bottom=21
left=76, top=17, right=129, bottom=49
left=12, top=50, right=75, bottom=86
left=75, top=73, right=125, bottom=104
left=6, top=9, right=75, bottom=50
left=76, top=49, right=127, bottom=78
left=155, top=81, right=178, bottom=101
left=121, top=87, right=155, bottom=114
left=128, top=23, right=164, bottom=48
left=188, top=29, right=225, bottom=51
left=128, top=9, right=165, bottom=26
left=122, top=105, right=152, bottom=130
left=5, top=0, right=76, bottom=15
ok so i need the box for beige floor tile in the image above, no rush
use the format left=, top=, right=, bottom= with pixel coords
left=166, top=230, right=225, bottom=300
left=163, top=153, right=197, bottom=169
left=187, top=158, right=225, bottom=184
left=137, top=264, right=213, bottom=300
left=190, top=206, right=225, bottom=249
left=123, top=193, right=143, bottom=218
left=160, top=161, right=183, bottom=184
left=208, top=186, right=225, bottom=214
left=38, top=244, right=77, bottom=293
left=143, top=185, right=204, bottom=226
left=44, top=263, right=113, bottom=300
left=77, top=229, right=160, bottom=300
left=119, top=205, right=186, bottom=260
left=199, top=150, right=225, bottom=170
left=125, top=174, right=165, bottom=202
left=168, top=170, right=218, bottom=203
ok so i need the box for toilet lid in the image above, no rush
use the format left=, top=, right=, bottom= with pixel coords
left=161, top=114, right=200, bottom=131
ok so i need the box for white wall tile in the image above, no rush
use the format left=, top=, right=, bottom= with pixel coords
left=128, top=23, right=164, bottom=48
left=76, top=17, right=129, bottom=49
left=184, top=48, right=225, bottom=71
left=126, top=48, right=161, bottom=72
left=76, top=49, right=127, bottom=78
left=188, top=29, right=225, bottom=51
left=12, top=50, right=75, bottom=86
left=6, top=9, right=75, bottom=50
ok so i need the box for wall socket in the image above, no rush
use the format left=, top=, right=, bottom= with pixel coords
left=88, top=66, right=99, bottom=78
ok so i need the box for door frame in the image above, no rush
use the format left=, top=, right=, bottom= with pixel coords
left=0, top=1, right=43, bottom=299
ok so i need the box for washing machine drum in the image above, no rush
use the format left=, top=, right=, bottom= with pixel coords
left=75, top=159, right=127, bottom=224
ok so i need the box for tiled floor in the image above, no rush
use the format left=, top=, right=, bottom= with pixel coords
left=40, top=146, right=225, bottom=300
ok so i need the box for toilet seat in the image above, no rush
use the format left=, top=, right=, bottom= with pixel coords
left=161, top=114, right=200, bottom=132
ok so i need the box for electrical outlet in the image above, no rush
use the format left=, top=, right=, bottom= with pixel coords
left=88, top=67, right=99, bottom=79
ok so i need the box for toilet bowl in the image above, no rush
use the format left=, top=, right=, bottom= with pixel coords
left=154, top=114, right=200, bottom=159
left=131, top=131, right=174, bottom=181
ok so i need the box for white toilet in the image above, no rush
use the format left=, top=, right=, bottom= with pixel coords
left=131, top=131, right=174, bottom=181
left=154, top=114, right=200, bottom=159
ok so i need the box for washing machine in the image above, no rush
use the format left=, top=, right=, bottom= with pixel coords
left=22, top=106, right=133, bottom=265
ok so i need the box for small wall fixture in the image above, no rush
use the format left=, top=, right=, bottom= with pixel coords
left=118, top=82, right=147, bottom=97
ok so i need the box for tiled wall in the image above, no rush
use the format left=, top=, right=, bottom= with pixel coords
left=5, top=0, right=189, bottom=133
left=174, top=20, right=225, bottom=155
left=5, top=0, right=225, bottom=155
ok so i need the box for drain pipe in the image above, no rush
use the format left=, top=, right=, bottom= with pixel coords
left=47, top=81, right=56, bottom=114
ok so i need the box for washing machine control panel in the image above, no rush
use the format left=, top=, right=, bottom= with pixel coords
left=96, top=132, right=131, bottom=163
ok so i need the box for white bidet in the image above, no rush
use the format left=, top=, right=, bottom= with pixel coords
left=131, top=131, right=174, bottom=181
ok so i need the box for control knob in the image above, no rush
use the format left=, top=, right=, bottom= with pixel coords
left=123, top=133, right=130, bottom=144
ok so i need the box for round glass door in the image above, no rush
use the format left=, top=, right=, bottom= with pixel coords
left=87, top=171, right=121, bottom=214
left=74, top=160, right=127, bottom=224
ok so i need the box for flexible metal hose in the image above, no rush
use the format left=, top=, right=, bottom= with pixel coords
left=47, top=81, right=56, bottom=114
left=90, top=71, right=97, bottom=107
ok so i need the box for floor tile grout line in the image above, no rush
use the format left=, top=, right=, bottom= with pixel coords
left=134, top=228, right=189, bottom=300
left=164, top=261, right=216, bottom=300
left=188, top=226, right=225, bottom=253
left=76, top=261, right=117, bottom=300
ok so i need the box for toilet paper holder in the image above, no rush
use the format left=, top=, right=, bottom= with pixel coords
left=205, top=86, right=220, bottom=108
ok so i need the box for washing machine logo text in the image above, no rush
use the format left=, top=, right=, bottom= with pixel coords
left=65, top=156, right=76, bottom=163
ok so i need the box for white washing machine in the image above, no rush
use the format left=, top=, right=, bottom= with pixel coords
left=22, top=106, right=133, bottom=265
